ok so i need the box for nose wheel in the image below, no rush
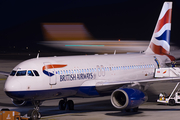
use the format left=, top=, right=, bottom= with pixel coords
left=59, top=98, right=74, bottom=110
left=27, top=100, right=42, bottom=120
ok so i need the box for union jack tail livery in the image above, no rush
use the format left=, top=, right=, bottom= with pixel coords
left=145, top=2, right=172, bottom=55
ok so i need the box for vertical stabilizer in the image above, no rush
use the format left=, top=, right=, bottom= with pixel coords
left=145, top=2, right=172, bottom=55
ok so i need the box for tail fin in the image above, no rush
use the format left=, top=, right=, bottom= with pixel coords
left=145, top=2, right=172, bottom=55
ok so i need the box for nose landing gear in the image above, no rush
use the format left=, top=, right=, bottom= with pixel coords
left=27, top=101, right=42, bottom=120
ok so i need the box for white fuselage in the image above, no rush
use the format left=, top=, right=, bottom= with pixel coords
left=4, top=53, right=169, bottom=101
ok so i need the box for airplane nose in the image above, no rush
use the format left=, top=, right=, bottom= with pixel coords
left=4, top=78, right=21, bottom=92
left=4, top=77, right=21, bottom=98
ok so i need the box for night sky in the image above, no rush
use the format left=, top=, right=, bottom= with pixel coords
left=0, top=0, right=180, bottom=52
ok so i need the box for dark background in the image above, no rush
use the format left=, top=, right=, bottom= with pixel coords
left=0, top=0, right=179, bottom=56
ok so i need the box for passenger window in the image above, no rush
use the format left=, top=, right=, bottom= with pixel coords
left=84, top=69, right=86, bottom=73
left=92, top=68, right=94, bottom=72
left=87, top=69, right=89, bottom=73
left=10, top=70, right=16, bottom=76
left=16, top=70, right=27, bottom=76
left=28, top=70, right=34, bottom=76
left=71, top=70, right=74, bottom=74
left=79, top=69, right=81, bottom=73
left=69, top=70, right=71, bottom=74
left=77, top=69, right=79, bottom=73
left=82, top=69, right=84, bottom=73
left=66, top=70, right=68, bottom=74
left=74, top=70, right=76, bottom=74
left=33, top=70, right=40, bottom=76
left=107, top=67, right=109, bottom=71
left=61, top=71, right=63, bottom=75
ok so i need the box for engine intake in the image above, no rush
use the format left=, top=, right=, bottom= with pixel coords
left=111, top=88, right=147, bottom=109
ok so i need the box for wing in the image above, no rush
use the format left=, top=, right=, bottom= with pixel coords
left=95, top=77, right=180, bottom=93
left=0, top=71, right=10, bottom=76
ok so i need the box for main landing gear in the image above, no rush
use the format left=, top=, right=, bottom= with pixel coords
left=27, top=101, right=42, bottom=120
left=59, top=98, right=74, bottom=110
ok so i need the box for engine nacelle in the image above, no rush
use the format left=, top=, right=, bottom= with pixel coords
left=111, top=88, right=148, bottom=109
left=11, top=99, right=27, bottom=106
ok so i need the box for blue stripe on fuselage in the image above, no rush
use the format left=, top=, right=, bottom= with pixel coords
left=5, top=86, right=100, bottom=101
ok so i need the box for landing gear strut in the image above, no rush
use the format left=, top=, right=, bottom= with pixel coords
left=59, top=98, right=74, bottom=110
left=28, top=101, right=42, bottom=120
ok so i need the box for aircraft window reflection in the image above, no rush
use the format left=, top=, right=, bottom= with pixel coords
left=10, top=70, right=16, bottom=76
left=33, top=70, right=40, bottom=76
left=16, top=70, right=27, bottom=76
left=28, top=70, right=34, bottom=76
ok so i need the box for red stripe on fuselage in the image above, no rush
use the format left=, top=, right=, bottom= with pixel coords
left=43, top=64, right=67, bottom=71
left=155, top=9, right=172, bottom=33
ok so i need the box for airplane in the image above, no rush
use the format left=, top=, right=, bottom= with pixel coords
left=2, top=2, right=179, bottom=120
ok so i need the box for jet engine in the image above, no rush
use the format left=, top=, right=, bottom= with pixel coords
left=111, top=88, right=148, bottom=109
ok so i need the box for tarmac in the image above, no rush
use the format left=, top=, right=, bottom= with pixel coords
left=1, top=59, right=180, bottom=120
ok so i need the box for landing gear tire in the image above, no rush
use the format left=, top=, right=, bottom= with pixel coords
left=59, top=100, right=66, bottom=110
left=169, top=99, right=175, bottom=106
left=132, top=107, right=139, bottom=112
left=59, top=99, right=74, bottom=110
left=28, top=109, right=41, bottom=120
left=66, top=100, right=74, bottom=110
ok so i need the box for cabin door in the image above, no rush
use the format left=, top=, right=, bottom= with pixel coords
left=43, top=62, right=57, bottom=85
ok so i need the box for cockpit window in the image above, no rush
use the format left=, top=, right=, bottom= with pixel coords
left=10, top=70, right=16, bottom=76
left=33, top=70, right=40, bottom=76
left=28, top=70, right=34, bottom=76
left=16, top=70, right=27, bottom=76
